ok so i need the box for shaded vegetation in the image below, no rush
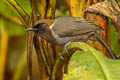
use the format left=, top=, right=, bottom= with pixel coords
left=0, top=0, right=120, bottom=80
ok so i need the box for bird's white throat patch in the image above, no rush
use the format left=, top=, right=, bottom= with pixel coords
left=50, top=20, right=57, bottom=29
left=50, top=20, right=59, bottom=38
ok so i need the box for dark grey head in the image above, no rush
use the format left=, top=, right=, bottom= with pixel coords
left=26, top=22, right=48, bottom=33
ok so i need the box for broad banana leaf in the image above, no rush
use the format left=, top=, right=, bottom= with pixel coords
left=64, top=42, right=120, bottom=80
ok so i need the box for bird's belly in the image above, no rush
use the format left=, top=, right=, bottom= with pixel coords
left=55, top=37, right=68, bottom=45
left=55, top=34, right=97, bottom=45
left=55, top=36, right=87, bottom=45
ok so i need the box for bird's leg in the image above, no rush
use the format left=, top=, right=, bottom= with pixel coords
left=64, top=41, right=72, bottom=53
left=58, top=52, right=64, bottom=59
left=58, top=41, right=72, bottom=59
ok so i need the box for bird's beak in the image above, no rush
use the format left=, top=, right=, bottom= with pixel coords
left=26, top=27, right=39, bottom=31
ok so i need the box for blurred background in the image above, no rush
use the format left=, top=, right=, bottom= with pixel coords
left=0, top=0, right=69, bottom=80
left=0, top=0, right=120, bottom=80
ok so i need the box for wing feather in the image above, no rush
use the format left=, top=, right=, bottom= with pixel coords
left=51, top=16, right=102, bottom=37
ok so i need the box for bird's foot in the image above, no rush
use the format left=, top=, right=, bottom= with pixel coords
left=64, top=41, right=72, bottom=53
left=58, top=52, right=64, bottom=59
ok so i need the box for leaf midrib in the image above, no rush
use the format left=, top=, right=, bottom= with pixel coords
left=88, top=47, right=111, bottom=80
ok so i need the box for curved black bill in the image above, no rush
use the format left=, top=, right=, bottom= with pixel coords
left=26, top=27, right=39, bottom=31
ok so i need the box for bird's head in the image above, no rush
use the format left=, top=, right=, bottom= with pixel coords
left=26, top=21, right=49, bottom=33
left=26, top=19, right=54, bottom=33
left=26, top=19, right=57, bottom=44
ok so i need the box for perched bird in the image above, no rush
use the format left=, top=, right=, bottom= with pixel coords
left=26, top=16, right=117, bottom=59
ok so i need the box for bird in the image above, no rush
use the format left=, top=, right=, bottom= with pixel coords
left=26, top=16, right=117, bottom=59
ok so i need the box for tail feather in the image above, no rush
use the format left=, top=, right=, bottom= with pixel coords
left=95, top=33, right=117, bottom=59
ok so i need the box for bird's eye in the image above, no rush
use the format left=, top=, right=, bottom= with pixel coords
left=36, top=23, right=48, bottom=33
left=39, top=23, right=48, bottom=30
left=41, top=23, right=47, bottom=28
left=33, top=22, right=48, bottom=33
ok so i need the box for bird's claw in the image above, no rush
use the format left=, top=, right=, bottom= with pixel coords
left=64, top=46, right=69, bottom=53
left=64, top=41, right=72, bottom=53
left=58, top=52, right=64, bottom=59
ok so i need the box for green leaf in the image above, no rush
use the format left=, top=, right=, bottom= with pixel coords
left=109, top=19, right=120, bottom=54
left=64, top=42, right=120, bottom=80
left=3, top=0, right=29, bottom=25
left=4, top=20, right=26, bottom=36
left=0, top=2, right=16, bottom=17
left=16, top=0, right=31, bottom=15
left=116, top=0, right=120, bottom=6
left=0, top=2, right=26, bottom=36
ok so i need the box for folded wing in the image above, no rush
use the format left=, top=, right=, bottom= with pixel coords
left=51, top=16, right=102, bottom=38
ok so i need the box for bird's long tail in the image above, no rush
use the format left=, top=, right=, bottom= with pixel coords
left=95, top=33, right=117, bottom=59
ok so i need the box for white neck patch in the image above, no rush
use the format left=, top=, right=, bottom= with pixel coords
left=50, top=20, right=57, bottom=29
left=50, top=20, right=59, bottom=38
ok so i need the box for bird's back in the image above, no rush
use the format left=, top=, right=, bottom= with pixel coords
left=51, top=16, right=102, bottom=38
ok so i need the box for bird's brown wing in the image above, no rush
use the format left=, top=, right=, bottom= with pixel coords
left=51, top=16, right=102, bottom=37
